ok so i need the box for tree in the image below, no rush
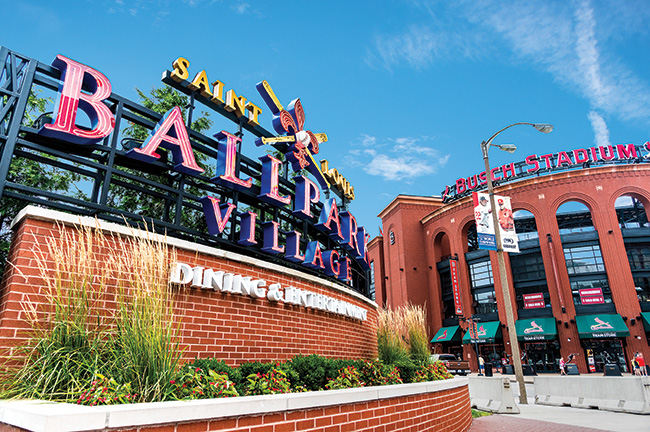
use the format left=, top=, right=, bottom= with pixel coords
left=108, top=86, right=214, bottom=231
left=0, top=91, right=80, bottom=276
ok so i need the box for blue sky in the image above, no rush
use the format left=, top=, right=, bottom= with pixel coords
left=2, top=0, right=650, bottom=234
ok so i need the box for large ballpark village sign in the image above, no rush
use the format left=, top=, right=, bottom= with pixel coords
left=0, top=47, right=369, bottom=295
left=442, top=141, right=650, bottom=202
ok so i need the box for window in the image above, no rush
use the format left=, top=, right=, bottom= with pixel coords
left=564, top=245, right=605, bottom=274
left=626, top=244, right=650, bottom=270
left=438, top=264, right=457, bottom=319
left=469, top=260, right=497, bottom=315
left=511, top=252, right=546, bottom=281
left=570, top=279, right=613, bottom=304
left=473, top=289, right=497, bottom=314
left=633, top=276, right=650, bottom=302
left=469, top=261, right=493, bottom=287
left=510, top=251, right=551, bottom=311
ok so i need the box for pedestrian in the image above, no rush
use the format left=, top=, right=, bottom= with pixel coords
left=632, top=356, right=641, bottom=376
left=559, top=357, right=566, bottom=375
left=636, top=353, right=647, bottom=377
left=478, top=355, right=485, bottom=375
left=501, top=356, right=508, bottom=371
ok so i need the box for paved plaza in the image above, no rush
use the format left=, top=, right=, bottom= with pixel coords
left=468, top=374, right=650, bottom=432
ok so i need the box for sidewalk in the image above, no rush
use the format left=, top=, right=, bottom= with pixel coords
left=466, top=373, right=650, bottom=432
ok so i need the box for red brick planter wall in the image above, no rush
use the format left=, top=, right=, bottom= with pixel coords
left=0, top=207, right=378, bottom=367
left=0, top=379, right=472, bottom=432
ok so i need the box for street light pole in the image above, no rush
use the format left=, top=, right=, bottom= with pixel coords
left=480, top=122, right=553, bottom=405
left=470, top=315, right=482, bottom=375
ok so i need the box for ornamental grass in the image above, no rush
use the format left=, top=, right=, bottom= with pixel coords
left=0, top=221, right=182, bottom=402
left=377, top=304, right=431, bottom=367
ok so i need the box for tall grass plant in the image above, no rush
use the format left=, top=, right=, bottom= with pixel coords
left=1, top=221, right=183, bottom=402
left=377, top=304, right=431, bottom=367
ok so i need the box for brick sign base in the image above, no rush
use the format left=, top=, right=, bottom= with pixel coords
left=0, top=206, right=378, bottom=366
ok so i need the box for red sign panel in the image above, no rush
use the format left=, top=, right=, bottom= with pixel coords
left=523, top=292, right=545, bottom=309
left=581, top=295, right=605, bottom=305
left=579, top=288, right=604, bottom=305
left=450, top=260, right=462, bottom=315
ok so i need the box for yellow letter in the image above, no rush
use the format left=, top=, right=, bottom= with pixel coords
left=245, top=102, right=262, bottom=126
left=171, top=57, right=190, bottom=82
left=225, top=89, right=247, bottom=118
left=211, top=80, right=225, bottom=105
left=188, top=70, right=213, bottom=98
left=320, top=159, right=329, bottom=173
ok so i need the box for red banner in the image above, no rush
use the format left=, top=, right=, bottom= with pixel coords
left=450, top=259, right=462, bottom=315
left=579, top=288, right=604, bottom=305
left=523, top=292, right=545, bottom=309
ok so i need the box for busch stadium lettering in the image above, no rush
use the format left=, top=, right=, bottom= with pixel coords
left=442, top=142, right=650, bottom=202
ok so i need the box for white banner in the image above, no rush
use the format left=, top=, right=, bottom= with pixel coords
left=473, top=192, right=519, bottom=253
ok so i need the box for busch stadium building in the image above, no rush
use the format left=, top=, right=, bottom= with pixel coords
left=368, top=142, right=650, bottom=374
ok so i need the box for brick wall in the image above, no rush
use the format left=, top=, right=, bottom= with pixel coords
left=0, top=207, right=378, bottom=367
left=0, top=381, right=472, bottom=432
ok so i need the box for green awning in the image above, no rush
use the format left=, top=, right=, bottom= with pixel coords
left=431, top=326, right=461, bottom=343
left=576, top=314, right=630, bottom=338
left=515, top=317, right=558, bottom=341
left=462, top=321, right=502, bottom=344
left=641, top=312, right=650, bottom=332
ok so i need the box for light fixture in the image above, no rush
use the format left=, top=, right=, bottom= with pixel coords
left=567, top=338, right=571, bottom=342
left=493, top=143, right=517, bottom=153
left=533, top=123, right=554, bottom=134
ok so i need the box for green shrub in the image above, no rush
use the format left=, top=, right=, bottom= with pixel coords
left=188, top=358, right=241, bottom=383
left=393, top=360, right=418, bottom=384
left=412, top=361, right=454, bottom=382
left=245, top=368, right=291, bottom=395
left=167, top=365, right=238, bottom=400
left=286, top=355, right=328, bottom=391
left=76, top=374, right=137, bottom=406
left=325, top=366, right=365, bottom=390
left=234, top=362, right=275, bottom=394
left=359, top=360, right=403, bottom=386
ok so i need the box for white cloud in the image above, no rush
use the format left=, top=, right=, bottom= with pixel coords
left=347, top=135, right=449, bottom=182
left=232, top=2, right=250, bottom=14
left=372, top=0, right=650, bottom=122
left=587, top=111, right=610, bottom=147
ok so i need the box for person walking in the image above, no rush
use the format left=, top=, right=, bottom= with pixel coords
left=635, top=352, right=646, bottom=376
left=478, top=355, right=485, bottom=376
left=632, top=356, right=641, bottom=376
left=559, top=357, right=567, bottom=375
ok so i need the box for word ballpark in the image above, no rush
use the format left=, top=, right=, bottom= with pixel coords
left=37, top=54, right=369, bottom=285
left=171, top=263, right=368, bottom=321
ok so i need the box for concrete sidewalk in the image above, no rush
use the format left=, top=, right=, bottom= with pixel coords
left=467, top=374, right=650, bottom=432
left=469, top=399, right=650, bottom=432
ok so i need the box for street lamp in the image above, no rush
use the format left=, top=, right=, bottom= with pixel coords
left=470, top=315, right=482, bottom=376
left=480, top=122, right=553, bottom=405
